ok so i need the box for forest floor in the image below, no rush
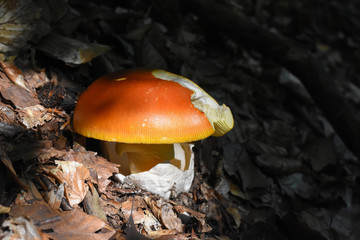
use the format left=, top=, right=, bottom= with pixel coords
left=0, top=0, right=359, bottom=239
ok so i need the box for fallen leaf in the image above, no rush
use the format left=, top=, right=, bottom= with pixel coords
left=255, top=154, right=302, bottom=176
left=23, top=67, right=49, bottom=89
left=120, top=197, right=162, bottom=236
left=37, top=146, right=118, bottom=193
left=83, top=182, right=107, bottom=221
left=298, top=208, right=332, bottom=240
left=36, top=146, right=69, bottom=163
left=0, top=103, right=16, bottom=123
left=0, top=61, right=30, bottom=91
left=10, top=201, right=115, bottom=240
left=223, top=143, right=273, bottom=190
left=0, top=216, right=48, bottom=240
left=0, top=204, right=10, bottom=213
left=14, top=179, right=44, bottom=205
left=45, top=183, right=64, bottom=210
left=145, top=197, right=183, bottom=233
left=36, top=33, right=111, bottom=64
left=49, top=160, right=90, bottom=207
left=17, top=104, right=54, bottom=128
left=72, top=146, right=119, bottom=193
left=303, top=135, right=337, bottom=171
left=226, top=207, right=241, bottom=229
left=278, top=173, right=316, bottom=200
left=124, top=199, right=152, bottom=240
left=170, top=200, right=212, bottom=233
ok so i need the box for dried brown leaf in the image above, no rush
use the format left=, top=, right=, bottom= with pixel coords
left=14, top=179, right=44, bottom=205
left=0, top=70, right=12, bottom=87
left=154, top=233, right=200, bottom=240
left=120, top=197, right=162, bottom=236
left=45, top=183, right=64, bottom=210
left=142, top=210, right=163, bottom=235
left=83, top=182, right=107, bottom=221
left=10, top=201, right=115, bottom=240
left=144, top=197, right=183, bottom=233
left=37, top=146, right=118, bottom=192
left=0, top=103, right=16, bottom=123
left=125, top=209, right=153, bottom=240
left=99, top=194, right=121, bottom=216
left=23, top=68, right=49, bottom=89
left=146, top=229, right=179, bottom=238
left=17, top=104, right=54, bottom=129
left=170, top=200, right=212, bottom=233
left=49, top=160, right=90, bottom=207
left=0, top=216, right=49, bottom=240
left=120, top=198, right=148, bottom=225
left=72, top=146, right=119, bottom=192
left=37, top=146, right=68, bottom=163
left=159, top=205, right=183, bottom=233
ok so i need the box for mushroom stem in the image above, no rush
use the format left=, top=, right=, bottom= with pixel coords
left=102, top=142, right=192, bottom=175
left=115, top=143, right=175, bottom=174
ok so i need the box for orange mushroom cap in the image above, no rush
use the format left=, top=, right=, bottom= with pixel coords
left=73, top=69, right=216, bottom=144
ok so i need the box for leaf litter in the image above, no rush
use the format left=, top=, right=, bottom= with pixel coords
left=0, top=0, right=359, bottom=240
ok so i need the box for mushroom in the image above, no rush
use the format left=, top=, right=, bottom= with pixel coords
left=73, top=69, right=233, bottom=193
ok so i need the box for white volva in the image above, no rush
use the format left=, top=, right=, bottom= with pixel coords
left=115, top=143, right=195, bottom=199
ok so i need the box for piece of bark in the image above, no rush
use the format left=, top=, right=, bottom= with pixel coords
left=0, top=85, right=39, bottom=108
left=0, top=62, right=30, bottom=91
left=184, top=0, right=360, bottom=160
